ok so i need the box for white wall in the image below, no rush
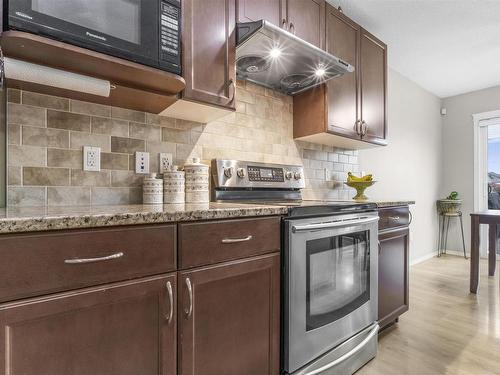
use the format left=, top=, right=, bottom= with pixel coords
left=441, top=85, right=500, bottom=253
left=359, top=69, right=443, bottom=263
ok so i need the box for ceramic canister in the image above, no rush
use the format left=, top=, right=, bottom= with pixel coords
left=183, top=158, right=209, bottom=203
left=163, top=166, right=185, bottom=204
left=143, top=173, right=163, bottom=204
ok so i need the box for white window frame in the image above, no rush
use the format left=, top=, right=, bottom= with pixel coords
left=473, top=110, right=500, bottom=256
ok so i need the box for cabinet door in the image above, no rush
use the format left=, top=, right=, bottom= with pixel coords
left=182, top=0, right=236, bottom=109
left=0, top=275, right=177, bottom=375
left=286, top=0, right=325, bottom=49
left=178, top=253, right=280, bottom=375
left=325, top=4, right=360, bottom=139
left=237, top=0, right=285, bottom=27
left=360, top=28, right=387, bottom=144
left=378, top=228, right=409, bottom=329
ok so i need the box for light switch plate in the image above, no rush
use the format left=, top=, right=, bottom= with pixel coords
left=135, top=151, right=150, bottom=174
left=159, top=153, right=173, bottom=173
left=83, top=146, right=101, bottom=172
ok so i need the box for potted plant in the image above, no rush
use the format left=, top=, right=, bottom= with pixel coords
left=437, top=191, right=462, bottom=214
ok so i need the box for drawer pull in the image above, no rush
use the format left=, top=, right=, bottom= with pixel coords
left=166, top=281, right=174, bottom=324
left=64, top=252, right=124, bottom=264
left=184, top=277, right=193, bottom=318
left=389, top=216, right=400, bottom=221
left=221, top=235, right=253, bottom=244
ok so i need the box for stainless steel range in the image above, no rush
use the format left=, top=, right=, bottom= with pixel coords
left=212, top=159, right=380, bottom=375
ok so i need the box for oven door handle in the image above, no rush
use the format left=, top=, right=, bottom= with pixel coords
left=292, top=216, right=379, bottom=232
left=302, top=324, right=379, bottom=375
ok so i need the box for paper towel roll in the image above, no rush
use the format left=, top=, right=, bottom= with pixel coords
left=4, top=58, right=111, bottom=97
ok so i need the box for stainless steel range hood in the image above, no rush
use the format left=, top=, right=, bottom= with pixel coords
left=236, top=20, right=354, bottom=95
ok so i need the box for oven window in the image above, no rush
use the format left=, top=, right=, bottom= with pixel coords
left=32, top=0, right=141, bottom=44
left=306, top=231, right=370, bottom=331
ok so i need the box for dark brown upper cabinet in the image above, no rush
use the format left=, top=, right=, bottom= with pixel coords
left=178, top=254, right=280, bottom=375
left=182, top=0, right=236, bottom=109
left=286, top=0, right=325, bottom=49
left=293, top=4, right=387, bottom=149
left=237, top=0, right=285, bottom=27
left=0, top=275, right=177, bottom=375
left=237, top=0, right=325, bottom=49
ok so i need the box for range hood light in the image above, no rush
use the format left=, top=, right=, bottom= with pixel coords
left=269, top=47, right=282, bottom=59
left=315, top=67, right=326, bottom=77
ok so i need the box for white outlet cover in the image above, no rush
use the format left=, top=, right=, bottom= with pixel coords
left=83, top=146, right=101, bottom=172
left=135, top=151, right=150, bottom=174
left=159, top=153, right=173, bottom=173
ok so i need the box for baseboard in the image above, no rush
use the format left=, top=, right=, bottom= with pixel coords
left=443, top=249, right=470, bottom=258
left=410, top=252, right=437, bottom=266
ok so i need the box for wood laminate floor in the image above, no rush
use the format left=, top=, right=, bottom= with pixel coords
left=357, top=255, right=500, bottom=375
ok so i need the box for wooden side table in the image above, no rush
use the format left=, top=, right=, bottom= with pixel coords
left=470, top=211, right=500, bottom=293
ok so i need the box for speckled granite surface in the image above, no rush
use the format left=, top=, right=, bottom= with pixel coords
left=0, top=200, right=414, bottom=234
left=0, top=203, right=288, bottom=234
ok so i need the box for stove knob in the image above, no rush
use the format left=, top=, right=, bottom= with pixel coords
left=285, top=171, right=293, bottom=180
left=224, top=167, right=234, bottom=178
left=294, top=172, right=302, bottom=180
left=237, top=168, right=246, bottom=178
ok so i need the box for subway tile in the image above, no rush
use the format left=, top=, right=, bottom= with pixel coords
left=235, top=87, right=255, bottom=104
left=71, top=100, right=111, bottom=117
left=8, top=124, right=21, bottom=145
left=22, top=126, right=69, bottom=148
left=8, top=103, right=46, bottom=127
left=47, top=187, right=91, bottom=206
left=47, top=110, right=91, bottom=132
left=146, top=141, right=176, bottom=156
left=129, top=122, right=161, bottom=142
left=47, top=149, right=82, bottom=168
left=7, top=89, right=21, bottom=104
left=111, top=170, right=144, bottom=187
left=162, top=127, right=190, bottom=144
left=245, top=81, right=266, bottom=95
left=146, top=113, right=176, bottom=127
left=101, top=152, right=129, bottom=170
left=111, top=107, right=146, bottom=123
left=91, top=187, right=131, bottom=205
left=71, top=170, right=110, bottom=187
left=7, top=166, right=22, bottom=186
left=91, top=117, right=129, bottom=137
left=8, top=145, right=46, bottom=167
left=70, top=132, right=111, bottom=152
left=23, top=167, right=70, bottom=186
left=22, top=92, right=69, bottom=111
left=111, top=136, right=145, bottom=154
left=8, top=187, right=46, bottom=206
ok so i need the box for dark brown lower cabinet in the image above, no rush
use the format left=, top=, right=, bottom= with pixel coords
left=378, top=226, right=409, bottom=329
left=0, top=274, right=177, bottom=375
left=178, top=253, right=280, bottom=375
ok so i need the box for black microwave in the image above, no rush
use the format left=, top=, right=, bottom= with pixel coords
left=5, top=0, right=181, bottom=74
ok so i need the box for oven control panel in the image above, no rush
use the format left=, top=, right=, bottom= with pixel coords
left=212, top=159, right=305, bottom=189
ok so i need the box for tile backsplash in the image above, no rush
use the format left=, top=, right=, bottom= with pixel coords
left=6, top=80, right=359, bottom=206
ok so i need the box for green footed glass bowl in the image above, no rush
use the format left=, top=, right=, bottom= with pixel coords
left=344, top=181, right=377, bottom=201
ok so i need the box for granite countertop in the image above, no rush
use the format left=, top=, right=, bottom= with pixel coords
left=0, top=200, right=415, bottom=234
left=0, top=203, right=288, bottom=234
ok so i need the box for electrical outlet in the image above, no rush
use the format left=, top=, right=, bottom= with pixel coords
left=83, top=146, right=101, bottom=172
left=159, top=153, right=173, bottom=173
left=135, top=151, right=150, bottom=174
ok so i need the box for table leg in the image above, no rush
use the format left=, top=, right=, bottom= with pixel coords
left=470, top=216, right=480, bottom=294
left=489, top=224, right=497, bottom=276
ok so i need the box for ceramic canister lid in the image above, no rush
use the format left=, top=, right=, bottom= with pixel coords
left=184, top=157, right=208, bottom=169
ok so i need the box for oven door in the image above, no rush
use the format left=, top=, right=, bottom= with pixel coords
left=9, top=0, right=159, bottom=68
left=283, top=213, right=379, bottom=374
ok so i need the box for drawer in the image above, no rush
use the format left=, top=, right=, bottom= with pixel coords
left=0, top=224, right=176, bottom=303
left=378, top=206, right=410, bottom=231
left=178, top=217, right=281, bottom=269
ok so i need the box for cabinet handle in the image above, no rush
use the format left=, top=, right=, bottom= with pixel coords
left=361, top=121, right=368, bottom=137
left=282, top=19, right=288, bottom=30
left=409, top=211, right=413, bottom=225
left=64, top=252, right=124, bottom=264
left=378, top=240, right=382, bottom=255
left=165, top=281, right=174, bottom=324
left=184, top=277, right=193, bottom=318
left=354, top=120, right=361, bottom=135
left=221, top=235, right=253, bottom=244
left=228, top=78, right=235, bottom=103
left=389, top=216, right=400, bottom=221
left=289, top=22, right=296, bottom=35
